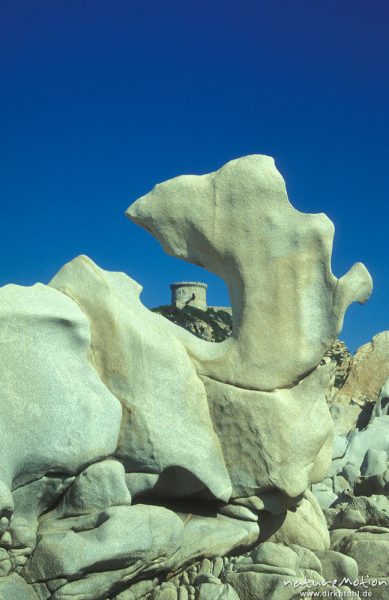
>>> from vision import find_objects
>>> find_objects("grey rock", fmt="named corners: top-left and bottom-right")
top-left (53, 460), bottom-right (131, 518)
top-left (212, 557), bottom-right (224, 578)
top-left (0, 155), bottom-right (376, 598)
top-left (127, 154), bottom-right (372, 391)
top-left (250, 542), bottom-right (298, 571)
top-left (194, 574), bottom-right (222, 586)
top-left (0, 281), bottom-right (122, 508)
top-left (0, 574), bottom-right (39, 600)
top-left (233, 563), bottom-right (296, 576)
top-left (355, 469), bottom-right (389, 496)
top-left (24, 504), bottom-right (258, 597)
top-left (361, 448), bottom-right (388, 478)
top-left (290, 544), bottom-right (322, 575)
top-left (7, 474), bottom-right (73, 552)
top-left (125, 473), bottom-right (160, 500)
top-left (205, 371), bottom-right (334, 501)
top-left (226, 572), bottom-right (339, 600)
top-left (188, 585), bottom-right (195, 599)
top-left (354, 578), bottom-right (389, 600)
top-left (196, 583), bottom-right (240, 600)
top-left (333, 530), bottom-right (389, 577)
top-left (0, 548), bottom-right (11, 577)
top-left (333, 475), bottom-right (351, 496)
top-left (329, 404), bottom-right (361, 436)
top-left (24, 505), bottom-right (183, 587)
top-left (177, 587), bottom-right (189, 600)
top-left (266, 491), bottom-right (330, 551)
top-left (314, 549), bottom-right (358, 582)
top-left (115, 590), bottom-right (136, 600)
top-left (332, 435), bottom-right (349, 461)
top-left (118, 578), bottom-right (158, 600)
top-left (344, 416), bottom-right (389, 474)
top-left (372, 376), bottom-right (389, 419)
top-left (331, 495), bottom-right (389, 530)
top-left (153, 588), bottom-right (178, 600)
top-left (51, 256), bottom-right (231, 503)
top-left (311, 479), bottom-right (338, 510)
top-left (218, 504), bottom-right (258, 522)
top-left (333, 508), bottom-right (366, 529)
top-left (341, 463), bottom-right (361, 487)
top-left (198, 558), bottom-right (213, 575)
top-left (179, 571), bottom-right (190, 586)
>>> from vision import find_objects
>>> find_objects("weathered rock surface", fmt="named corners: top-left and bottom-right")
top-left (264, 491), bottom-right (330, 551)
top-left (204, 369), bottom-right (333, 501)
top-left (50, 255), bottom-right (231, 503)
top-left (0, 155), bottom-right (376, 599)
top-left (314, 549), bottom-right (358, 582)
top-left (312, 378), bottom-right (389, 510)
top-left (0, 282), bottom-right (122, 544)
top-left (127, 154), bottom-right (372, 391)
top-left (196, 582), bottom-right (239, 600)
top-left (0, 573), bottom-right (38, 600)
top-left (25, 505), bottom-right (258, 600)
top-left (335, 332), bottom-right (389, 406)
top-left (327, 495), bottom-right (389, 530)
top-left (50, 460), bottom-right (131, 519)
top-left (332, 529), bottom-right (389, 577)
top-left (329, 403), bottom-right (362, 436)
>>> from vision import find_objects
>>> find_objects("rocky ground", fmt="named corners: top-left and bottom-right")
top-left (148, 306), bottom-right (389, 600)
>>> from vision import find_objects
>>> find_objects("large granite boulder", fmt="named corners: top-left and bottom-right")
top-left (50, 255), bottom-right (231, 503)
top-left (126, 154), bottom-right (373, 520)
top-left (0, 282), bottom-right (122, 549)
top-left (127, 154), bottom-right (372, 392)
top-left (0, 155), bottom-right (375, 599)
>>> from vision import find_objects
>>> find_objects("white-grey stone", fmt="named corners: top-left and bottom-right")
top-left (314, 549), bottom-right (358, 582)
top-left (268, 491), bottom-right (330, 551)
top-left (361, 448), bottom-right (388, 478)
top-left (332, 529), bottom-right (389, 577)
top-left (153, 588), bottom-right (178, 600)
top-left (125, 473), bottom-right (160, 500)
top-left (0, 282), bottom-right (122, 532)
top-left (196, 583), bottom-right (240, 600)
top-left (0, 573), bottom-right (39, 600)
top-left (127, 154), bottom-right (372, 392)
top-left (225, 571), bottom-right (344, 600)
top-left (24, 504), bottom-right (258, 598)
top-left (0, 155), bottom-right (376, 599)
top-left (331, 495), bottom-right (389, 530)
top-left (52, 460), bottom-right (131, 518)
top-left (204, 368), bottom-right (334, 500)
top-left (177, 587), bottom-right (189, 600)
top-left (311, 479), bottom-right (338, 510)
top-left (250, 542), bottom-right (298, 571)
top-left (50, 256), bottom-right (231, 503)
top-left (330, 404), bottom-right (362, 436)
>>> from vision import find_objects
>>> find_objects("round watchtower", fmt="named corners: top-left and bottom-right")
top-left (170, 282), bottom-right (208, 311)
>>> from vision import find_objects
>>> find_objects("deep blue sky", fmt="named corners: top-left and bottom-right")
top-left (1, 0), bottom-right (388, 351)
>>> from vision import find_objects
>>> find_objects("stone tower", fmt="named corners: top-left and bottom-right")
top-left (170, 282), bottom-right (208, 311)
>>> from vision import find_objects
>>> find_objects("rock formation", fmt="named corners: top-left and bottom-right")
top-left (335, 332), bottom-right (389, 406)
top-left (0, 155), bottom-right (382, 600)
